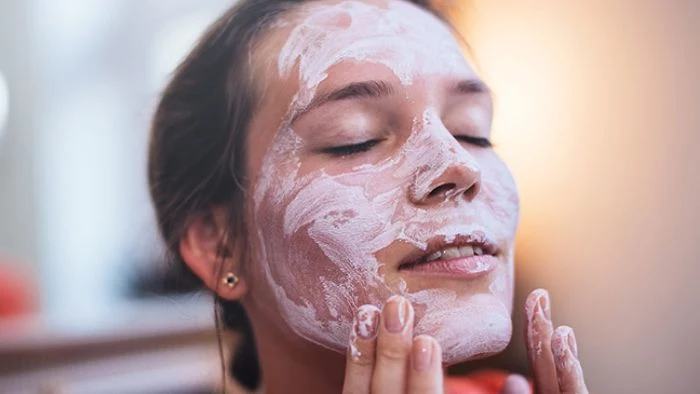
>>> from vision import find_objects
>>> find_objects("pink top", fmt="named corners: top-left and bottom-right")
top-left (445, 370), bottom-right (532, 394)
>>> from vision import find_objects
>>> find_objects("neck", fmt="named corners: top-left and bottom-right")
top-left (247, 307), bottom-right (346, 394)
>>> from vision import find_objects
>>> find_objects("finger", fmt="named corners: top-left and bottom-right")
top-left (499, 374), bottom-right (531, 394)
top-left (407, 335), bottom-right (444, 394)
top-left (342, 305), bottom-right (381, 394)
top-left (552, 326), bottom-right (589, 394)
top-left (524, 289), bottom-right (559, 393)
top-left (371, 295), bottom-right (414, 394)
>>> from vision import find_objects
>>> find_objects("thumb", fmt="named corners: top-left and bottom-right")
top-left (500, 374), bottom-right (531, 394)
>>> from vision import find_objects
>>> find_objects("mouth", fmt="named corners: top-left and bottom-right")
top-left (398, 232), bottom-right (500, 279)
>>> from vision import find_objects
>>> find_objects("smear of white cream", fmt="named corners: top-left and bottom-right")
top-left (349, 304), bottom-right (380, 360)
top-left (277, 1), bottom-right (467, 119)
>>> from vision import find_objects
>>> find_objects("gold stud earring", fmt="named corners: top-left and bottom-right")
top-left (223, 272), bottom-right (239, 288)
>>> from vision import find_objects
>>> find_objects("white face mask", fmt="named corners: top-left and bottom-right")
top-left (250, 0), bottom-right (519, 364)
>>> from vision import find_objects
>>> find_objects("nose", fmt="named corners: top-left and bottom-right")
top-left (409, 160), bottom-right (481, 205)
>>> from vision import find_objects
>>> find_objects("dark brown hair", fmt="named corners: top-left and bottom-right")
top-left (148, 0), bottom-right (449, 390)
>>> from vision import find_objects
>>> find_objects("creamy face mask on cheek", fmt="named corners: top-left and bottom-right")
top-left (251, 0), bottom-right (520, 363)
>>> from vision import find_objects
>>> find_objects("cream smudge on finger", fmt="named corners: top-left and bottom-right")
top-left (349, 304), bottom-right (380, 360)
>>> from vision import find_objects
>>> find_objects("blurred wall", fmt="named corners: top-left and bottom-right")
top-left (459, 1), bottom-right (700, 393)
top-left (0, 0), bottom-right (232, 323)
top-left (0, 2), bottom-right (37, 271)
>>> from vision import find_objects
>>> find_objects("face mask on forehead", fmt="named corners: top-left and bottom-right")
top-left (277, 0), bottom-right (469, 117)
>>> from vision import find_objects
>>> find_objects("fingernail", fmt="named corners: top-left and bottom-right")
top-left (354, 305), bottom-right (380, 340)
top-left (567, 327), bottom-right (579, 358)
top-left (501, 374), bottom-right (530, 394)
top-left (412, 336), bottom-right (433, 372)
top-left (537, 290), bottom-right (551, 320)
top-left (553, 326), bottom-right (575, 363)
top-left (384, 296), bottom-right (409, 333)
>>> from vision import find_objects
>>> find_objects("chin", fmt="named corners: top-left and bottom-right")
top-left (412, 292), bottom-right (513, 365)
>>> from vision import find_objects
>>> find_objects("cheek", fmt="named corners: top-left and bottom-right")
top-left (478, 152), bottom-right (520, 239)
top-left (478, 152), bottom-right (519, 304)
top-left (252, 149), bottom-right (400, 351)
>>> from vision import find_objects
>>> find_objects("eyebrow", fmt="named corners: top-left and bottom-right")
top-left (291, 80), bottom-right (395, 123)
top-left (453, 79), bottom-right (491, 96)
top-left (289, 78), bottom-right (491, 123)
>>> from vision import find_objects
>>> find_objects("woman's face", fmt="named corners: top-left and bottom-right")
top-left (244, 0), bottom-right (519, 364)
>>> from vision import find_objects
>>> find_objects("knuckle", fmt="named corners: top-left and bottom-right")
top-left (350, 353), bottom-right (374, 367)
top-left (376, 342), bottom-right (409, 362)
top-left (347, 343), bottom-right (375, 367)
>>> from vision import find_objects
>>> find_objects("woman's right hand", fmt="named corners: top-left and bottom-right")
top-left (342, 296), bottom-right (444, 394)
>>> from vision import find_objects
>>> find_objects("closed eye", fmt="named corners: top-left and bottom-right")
top-left (456, 135), bottom-right (493, 148)
top-left (321, 139), bottom-right (383, 157)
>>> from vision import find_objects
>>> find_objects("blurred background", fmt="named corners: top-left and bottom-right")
top-left (0, 0), bottom-right (698, 393)
top-left (0, 1), bottom-right (236, 393)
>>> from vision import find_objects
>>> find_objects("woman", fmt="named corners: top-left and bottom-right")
top-left (149, 0), bottom-right (588, 392)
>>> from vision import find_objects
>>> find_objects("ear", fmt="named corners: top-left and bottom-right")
top-left (179, 207), bottom-right (248, 301)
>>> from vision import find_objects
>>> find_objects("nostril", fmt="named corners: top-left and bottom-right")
top-left (428, 183), bottom-right (456, 198)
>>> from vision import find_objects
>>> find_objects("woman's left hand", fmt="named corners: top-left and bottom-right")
top-left (503, 289), bottom-right (589, 394)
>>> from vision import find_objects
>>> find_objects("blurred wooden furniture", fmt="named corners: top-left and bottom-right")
top-left (0, 296), bottom-right (231, 394)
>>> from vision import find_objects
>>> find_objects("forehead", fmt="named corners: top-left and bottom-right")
top-left (252, 0), bottom-right (473, 103)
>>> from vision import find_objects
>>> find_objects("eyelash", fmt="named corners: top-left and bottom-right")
top-left (322, 139), bottom-right (383, 157)
top-left (322, 135), bottom-right (492, 157)
top-left (456, 135), bottom-right (493, 148)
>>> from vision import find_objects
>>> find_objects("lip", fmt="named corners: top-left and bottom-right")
top-left (401, 254), bottom-right (498, 279)
top-left (399, 232), bottom-right (500, 266)
top-left (398, 232), bottom-right (500, 279)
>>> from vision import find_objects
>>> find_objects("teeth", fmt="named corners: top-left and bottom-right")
top-left (424, 245), bottom-right (482, 263)
top-left (425, 250), bottom-right (444, 262)
top-left (459, 245), bottom-right (474, 257)
top-left (441, 247), bottom-right (461, 260)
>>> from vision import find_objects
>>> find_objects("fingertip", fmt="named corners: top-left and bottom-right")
top-left (532, 288), bottom-right (549, 297)
top-left (527, 288), bottom-right (549, 302)
top-left (412, 334), bottom-right (437, 346)
top-left (381, 295), bottom-right (414, 334)
top-left (525, 289), bottom-right (550, 319)
top-left (554, 325), bottom-right (574, 336)
top-left (407, 335), bottom-right (443, 394)
top-left (411, 335), bottom-right (437, 372)
top-left (552, 326), bottom-right (575, 362)
top-left (414, 335), bottom-right (441, 355)
top-left (500, 374), bottom-right (531, 394)
top-left (525, 290), bottom-right (553, 359)
top-left (348, 304), bottom-right (380, 364)
top-left (355, 304), bottom-right (381, 340)
top-left (552, 326), bottom-right (588, 393)
top-left (431, 336), bottom-right (443, 365)
top-left (551, 327), bottom-right (565, 359)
